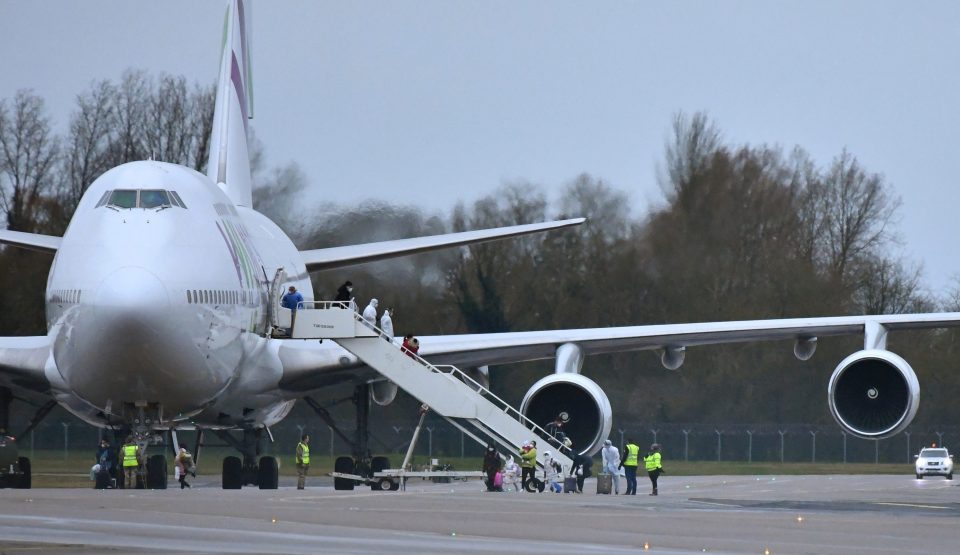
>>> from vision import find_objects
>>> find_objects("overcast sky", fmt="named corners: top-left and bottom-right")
top-left (2, 1), bottom-right (959, 293)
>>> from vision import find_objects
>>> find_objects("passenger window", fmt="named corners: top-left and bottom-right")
top-left (139, 190), bottom-right (170, 209)
top-left (108, 190), bottom-right (138, 209)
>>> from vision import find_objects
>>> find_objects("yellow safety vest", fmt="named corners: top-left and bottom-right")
top-left (624, 443), bottom-right (640, 466)
top-left (297, 442), bottom-right (310, 465)
top-left (520, 447), bottom-right (537, 468)
top-left (644, 451), bottom-right (662, 471)
top-left (122, 444), bottom-right (139, 467)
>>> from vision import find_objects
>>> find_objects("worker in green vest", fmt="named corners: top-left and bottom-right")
top-left (643, 443), bottom-right (664, 496)
top-left (120, 436), bottom-right (141, 489)
top-left (619, 439), bottom-right (640, 495)
top-left (296, 433), bottom-right (310, 490)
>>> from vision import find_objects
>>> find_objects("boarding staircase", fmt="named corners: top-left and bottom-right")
top-left (280, 301), bottom-right (573, 472)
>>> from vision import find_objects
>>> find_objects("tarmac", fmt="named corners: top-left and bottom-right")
top-left (0, 474), bottom-right (958, 554)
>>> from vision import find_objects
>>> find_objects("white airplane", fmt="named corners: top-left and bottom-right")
top-left (1, 0), bottom-right (959, 489)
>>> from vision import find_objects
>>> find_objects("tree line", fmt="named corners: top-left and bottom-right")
top-left (2, 73), bottom-right (958, 428)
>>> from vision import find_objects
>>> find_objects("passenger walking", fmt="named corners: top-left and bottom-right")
top-left (335, 281), bottom-right (354, 307)
top-left (503, 456), bottom-right (521, 492)
top-left (644, 443), bottom-right (664, 495)
top-left (569, 448), bottom-right (593, 493)
top-left (296, 434), bottom-right (311, 490)
top-left (362, 298), bottom-right (378, 329)
top-left (543, 451), bottom-right (563, 493)
top-left (601, 439), bottom-right (621, 495)
top-left (175, 447), bottom-right (195, 489)
top-left (281, 286), bottom-right (304, 333)
top-left (380, 309), bottom-right (394, 340)
top-left (620, 438), bottom-right (640, 495)
top-left (520, 441), bottom-right (537, 492)
top-left (401, 335), bottom-right (420, 358)
top-left (120, 437), bottom-right (141, 489)
top-left (482, 444), bottom-right (499, 492)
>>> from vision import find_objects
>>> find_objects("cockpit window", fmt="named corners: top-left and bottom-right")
top-left (108, 190), bottom-right (138, 209)
top-left (139, 190), bottom-right (170, 209)
top-left (102, 189), bottom-right (186, 210)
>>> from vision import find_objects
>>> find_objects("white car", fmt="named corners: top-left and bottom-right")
top-left (915, 447), bottom-right (953, 480)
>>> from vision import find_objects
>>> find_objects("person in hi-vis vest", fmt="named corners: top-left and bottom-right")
top-left (296, 434), bottom-right (311, 489)
top-left (120, 437), bottom-right (141, 489)
top-left (619, 439), bottom-right (640, 495)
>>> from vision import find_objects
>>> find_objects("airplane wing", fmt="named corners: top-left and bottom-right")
top-left (0, 336), bottom-right (52, 394)
top-left (299, 218), bottom-right (584, 272)
top-left (415, 312), bottom-right (960, 368)
top-left (0, 230), bottom-right (61, 254)
top-left (277, 312), bottom-right (960, 392)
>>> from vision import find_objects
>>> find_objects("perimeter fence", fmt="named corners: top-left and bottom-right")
top-left (19, 419), bottom-right (958, 465)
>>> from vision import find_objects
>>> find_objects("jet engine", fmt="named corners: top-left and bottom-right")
top-left (520, 373), bottom-right (612, 456)
top-left (827, 349), bottom-right (919, 439)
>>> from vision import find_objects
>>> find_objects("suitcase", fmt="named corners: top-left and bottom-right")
top-left (563, 476), bottom-right (578, 493)
top-left (596, 473), bottom-right (612, 494)
top-left (94, 468), bottom-right (112, 489)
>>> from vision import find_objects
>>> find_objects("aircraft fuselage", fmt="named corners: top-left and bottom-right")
top-left (45, 161), bottom-right (310, 429)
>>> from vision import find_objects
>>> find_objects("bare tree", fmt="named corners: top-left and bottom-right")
top-left (0, 90), bottom-right (60, 232)
top-left (60, 80), bottom-right (116, 212)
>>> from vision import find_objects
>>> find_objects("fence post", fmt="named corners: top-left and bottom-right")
top-left (810, 431), bottom-right (817, 463)
top-left (62, 422), bottom-right (72, 461)
top-left (329, 426), bottom-right (335, 457)
top-left (461, 430), bottom-right (465, 458)
top-left (747, 431), bottom-right (753, 463)
top-left (425, 427), bottom-right (434, 458)
top-left (935, 431), bottom-right (944, 448)
top-left (842, 432), bottom-right (847, 464)
top-left (874, 439), bottom-right (879, 464)
top-left (904, 431), bottom-right (911, 463)
top-left (682, 430), bottom-right (690, 462)
top-left (618, 428), bottom-right (625, 450)
top-left (779, 430), bottom-right (786, 463)
top-left (651, 429), bottom-right (658, 446)
top-left (715, 430), bottom-right (723, 462)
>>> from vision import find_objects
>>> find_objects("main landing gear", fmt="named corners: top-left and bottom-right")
top-left (214, 428), bottom-right (279, 490)
top-left (306, 383), bottom-right (398, 492)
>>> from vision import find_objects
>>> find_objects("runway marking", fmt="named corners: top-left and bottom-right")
top-left (873, 502), bottom-right (951, 510)
top-left (687, 500), bottom-right (742, 508)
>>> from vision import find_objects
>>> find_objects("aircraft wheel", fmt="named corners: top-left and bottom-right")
top-left (334, 456), bottom-right (354, 491)
top-left (258, 456), bottom-right (279, 489)
top-left (16, 457), bottom-right (30, 489)
top-left (222, 456), bottom-right (243, 489)
top-left (948, 473), bottom-right (953, 480)
top-left (370, 456), bottom-right (390, 491)
top-left (146, 455), bottom-right (168, 489)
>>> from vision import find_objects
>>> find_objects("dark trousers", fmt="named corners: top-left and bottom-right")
top-left (624, 465), bottom-right (637, 495)
top-left (521, 467), bottom-right (536, 492)
top-left (576, 474), bottom-right (586, 492)
top-left (648, 468), bottom-right (662, 492)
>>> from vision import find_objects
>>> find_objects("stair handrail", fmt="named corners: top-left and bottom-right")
top-left (295, 300), bottom-right (571, 455)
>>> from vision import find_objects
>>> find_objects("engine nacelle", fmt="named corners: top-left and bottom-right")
top-left (520, 373), bottom-right (612, 456)
top-left (827, 349), bottom-right (919, 439)
top-left (371, 380), bottom-right (398, 406)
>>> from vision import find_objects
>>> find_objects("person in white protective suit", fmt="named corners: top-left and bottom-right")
top-left (543, 451), bottom-right (563, 493)
top-left (379, 308), bottom-right (394, 340)
top-left (362, 298), bottom-right (379, 329)
top-left (502, 456), bottom-right (521, 492)
top-left (601, 439), bottom-right (622, 495)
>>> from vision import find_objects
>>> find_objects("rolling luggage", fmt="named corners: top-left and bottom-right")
top-left (563, 476), bottom-right (578, 493)
top-left (94, 468), bottom-right (112, 489)
top-left (596, 473), bottom-right (612, 494)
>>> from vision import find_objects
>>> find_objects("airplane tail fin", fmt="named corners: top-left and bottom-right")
top-left (207, 0), bottom-right (253, 207)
